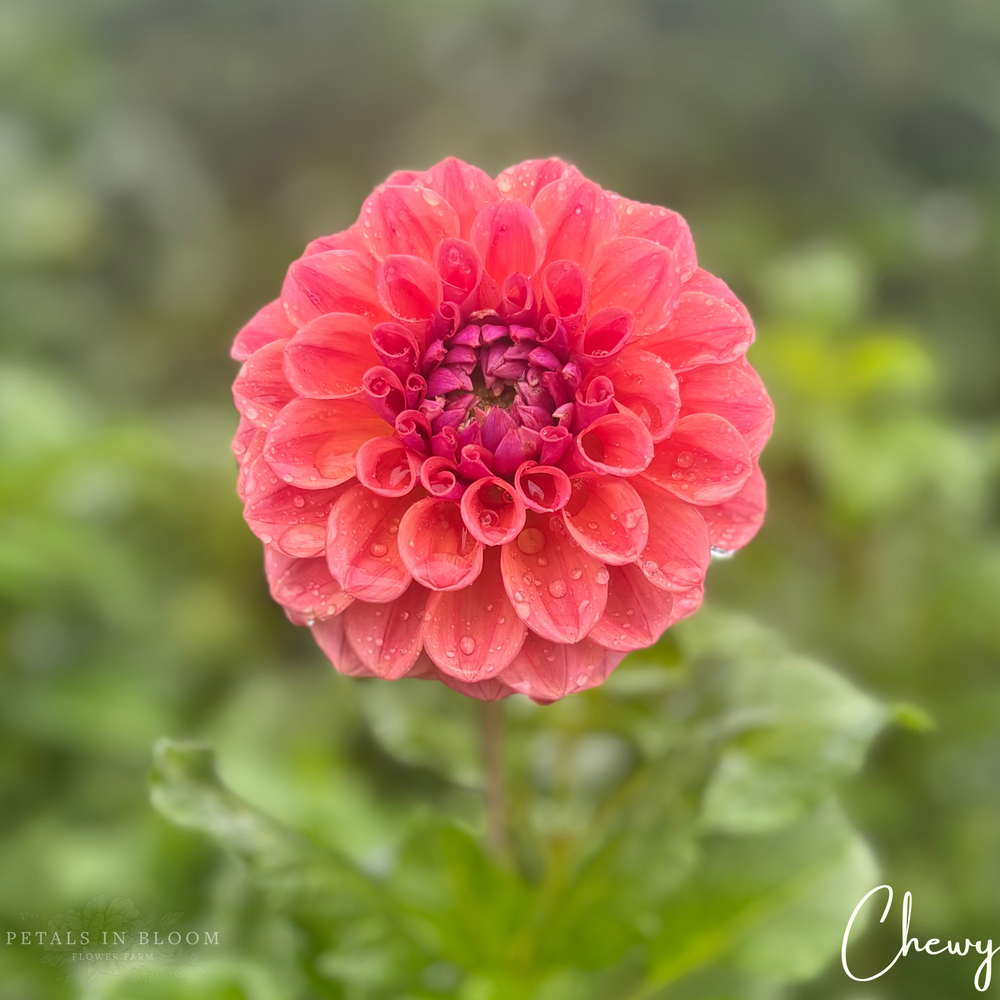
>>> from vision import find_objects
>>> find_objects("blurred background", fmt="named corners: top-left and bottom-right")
top-left (1, 0), bottom-right (999, 998)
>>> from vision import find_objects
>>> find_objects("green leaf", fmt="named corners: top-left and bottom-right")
top-left (647, 800), bottom-right (876, 990)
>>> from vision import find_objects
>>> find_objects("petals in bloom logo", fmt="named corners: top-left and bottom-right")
top-left (230, 156), bottom-right (773, 702)
top-left (8, 895), bottom-right (219, 987)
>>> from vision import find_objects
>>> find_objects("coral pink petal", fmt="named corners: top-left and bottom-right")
top-left (326, 484), bottom-right (414, 602)
top-left (311, 614), bottom-right (376, 677)
top-left (541, 260), bottom-right (590, 330)
top-left (470, 200), bottom-right (547, 283)
top-left (500, 512), bottom-right (608, 644)
top-left (344, 583), bottom-right (429, 679)
top-left (264, 397), bottom-right (391, 488)
top-left (232, 299), bottom-right (296, 361)
top-left (644, 412), bottom-right (752, 505)
top-left (643, 268), bottom-right (754, 372)
top-left (461, 477), bottom-right (526, 546)
top-left (532, 176), bottom-right (618, 270)
top-left (589, 237), bottom-right (681, 335)
top-left (232, 340), bottom-right (295, 429)
top-left (501, 632), bottom-right (622, 703)
top-left (358, 183), bottom-right (460, 260)
top-left (241, 449), bottom-right (346, 556)
top-left (376, 254), bottom-right (443, 322)
top-left (424, 548), bottom-right (527, 681)
top-left (232, 416), bottom-right (259, 467)
top-left (423, 157), bottom-right (501, 238)
top-left (495, 157), bottom-right (580, 205)
top-left (589, 562), bottom-right (676, 652)
top-left (574, 409), bottom-right (655, 476)
top-left (699, 462), bottom-right (767, 552)
top-left (398, 498), bottom-right (485, 592)
top-left (611, 196), bottom-right (697, 282)
top-left (678, 357), bottom-right (774, 457)
top-left (562, 474), bottom-right (648, 565)
top-left (602, 346), bottom-right (681, 442)
top-left (302, 227), bottom-right (369, 258)
top-left (283, 313), bottom-right (378, 398)
top-left (434, 238), bottom-right (484, 305)
top-left (435, 672), bottom-right (514, 701)
top-left (632, 477), bottom-right (711, 592)
top-left (281, 249), bottom-right (387, 327)
top-left (265, 546), bottom-right (353, 625)
top-left (514, 462), bottom-right (573, 513)
top-left (578, 307), bottom-right (634, 363)
top-left (355, 437), bottom-right (422, 497)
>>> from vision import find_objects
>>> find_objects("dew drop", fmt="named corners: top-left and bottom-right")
top-left (516, 527), bottom-right (545, 554)
top-left (676, 451), bottom-right (694, 468)
top-left (370, 542), bottom-right (388, 557)
top-left (460, 635), bottom-right (476, 655)
top-left (548, 579), bottom-right (567, 598)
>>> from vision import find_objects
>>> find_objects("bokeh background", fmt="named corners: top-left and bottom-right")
top-left (2, 0), bottom-right (999, 998)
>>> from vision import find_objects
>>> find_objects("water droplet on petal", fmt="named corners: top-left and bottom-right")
top-left (548, 579), bottom-right (567, 598)
top-left (460, 635), bottom-right (476, 655)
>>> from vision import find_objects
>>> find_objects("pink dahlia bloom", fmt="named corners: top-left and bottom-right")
top-left (231, 157), bottom-right (772, 703)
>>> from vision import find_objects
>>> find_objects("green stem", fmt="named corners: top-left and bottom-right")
top-left (482, 699), bottom-right (509, 859)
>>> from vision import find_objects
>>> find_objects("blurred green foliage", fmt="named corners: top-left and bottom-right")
top-left (1, 0), bottom-right (999, 998)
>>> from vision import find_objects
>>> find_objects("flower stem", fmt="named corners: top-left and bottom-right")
top-left (482, 699), bottom-right (509, 859)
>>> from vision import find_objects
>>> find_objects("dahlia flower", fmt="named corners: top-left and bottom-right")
top-left (231, 157), bottom-right (772, 703)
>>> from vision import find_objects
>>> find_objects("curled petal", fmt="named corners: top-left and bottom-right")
top-left (589, 563), bottom-right (677, 651)
top-left (457, 443), bottom-right (495, 481)
top-left (500, 512), bottom-right (608, 644)
top-left (514, 462), bottom-right (572, 513)
top-left (461, 477), bottom-right (526, 546)
top-left (501, 632), bottom-right (621, 703)
top-left (574, 409), bottom-right (655, 477)
top-left (496, 157), bottom-right (580, 205)
top-left (611, 195), bottom-right (697, 282)
top-left (326, 484), bottom-right (414, 602)
top-left (362, 366), bottom-right (407, 424)
top-left (577, 307), bottom-right (633, 364)
top-left (281, 249), bottom-right (387, 327)
top-left (541, 260), bottom-right (590, 333)
top-left (699, 462), bottom-right (767, 552)
top-left (632, 476), bottom-right (711, 592)
top-left (424, 548), bottom-right (527, 681)
top-left (499, 272), bottom-right (537, 323)
top-left (358, 183), bottom-right (460, 260)
top-left (471, 200), bottom-right (547, 283)
top-left (264, 397), bottom-right (391, 488)
top-left (644, 412), bottom-right (752, 505)
top-left (533, 176), bottom-right (618, 269)
top-left (602, 347), bottom-right (681, 442)
top-left (677, 357), bottom-right (774, 457)
top-left (355, 437), bottom-right (421, 497)
top-left (241, 447), bottom-right (346, 556)
top-left (311, 614), bottom-right (376, 677)
top-left (377, 254), bottom-right (442, 322)
top-left (344, 583), bottom-right (429, 678)
top-left (370, 322), bottom-right (422, 380)
top-left (232, 299), bottom-right (295, 361)
top-left (419, 455), bottom-right (465, 501)
top-left (589, 237), bottom-right (680, 335)
top-left (539, 424), bottom-right (572, 466)
top-left (573, 376), bottom-right (616, 432)
top-left (643, 268), bottom-right (754, 372)
top-left (423, 157), bottom-right (501, 238)
top-left (398, 498), bottom-right (484, 591)
top-left (395, 409), bottom-right (432, 455)
top-left (562, 474), bottom-right (648, 565)
top-left (435, 238), bottom-right (483, 305)
top-left (284, 313), bottom-right (378, 398)
top-left (233, 340), bottom-right (295, 429)
top-left (265, 546), bottom-right (352, 625)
